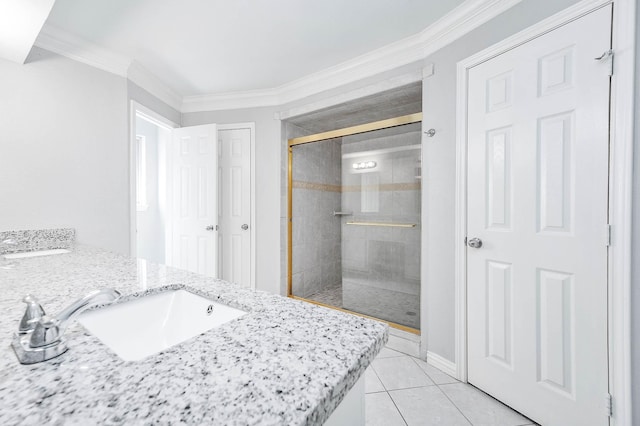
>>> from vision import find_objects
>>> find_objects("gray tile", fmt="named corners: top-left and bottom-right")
top-left (303, 265), bottom-right (322, 296)
top-left (341, 275), bottom-right (420, 329)
top-left (372, 356), bottom-right (434, 390)
top-left (389, 386), bottom-right (471, 426)
top-left (291, 244), bottom-right (304, 274)
top-left (365, 392), bottom-right (407, 426)
top-left (365, 368), bottom-right (385, 394)
top-left (376, 347), bottom-right (405, 359)
top-left (291, 272), bottom-right (304, 297)
top-left (439, 383), bottom-right (531, 426)
top-left (307, 282), bottom-right (342, 308)
top-left (368, 240), bottom-right (405, 280)
top-left (411, 358), bottom-right (459, 385)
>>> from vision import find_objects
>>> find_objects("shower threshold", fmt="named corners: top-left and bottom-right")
top-left (294, 288), bottom-right (420, 335)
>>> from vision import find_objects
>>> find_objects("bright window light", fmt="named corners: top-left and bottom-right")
top-left (136, 135), bottom-right (148, 211)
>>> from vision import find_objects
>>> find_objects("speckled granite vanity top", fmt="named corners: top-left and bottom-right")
top-left (0, 246), bottom-right (387, 425)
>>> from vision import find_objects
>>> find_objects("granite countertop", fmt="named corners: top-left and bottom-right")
top-left (0, 245), bottom-right (387, 425)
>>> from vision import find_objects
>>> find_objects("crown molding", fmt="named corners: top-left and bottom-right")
top-left (182, 0), bottom-right (522, 113)
top-left (35, 24), bottom-right (183, 111)
top-left (128, 61), bottom-right (183, 112)
top-left (34, 24), bottom-right (130, 77)
top-left (181, 87), bottom-right (279, 113)
top-left (33, 0), bottom-right (522, 114)
top-left (416, 0), bottom-right (523, 49)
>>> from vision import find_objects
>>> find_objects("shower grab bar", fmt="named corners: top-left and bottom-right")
top-left (333, 211), bottom-right (353, 216)
top-left (346, 221), bottom-right (416, 228)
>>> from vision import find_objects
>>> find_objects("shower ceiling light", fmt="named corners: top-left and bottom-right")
top-left (352, 161), bottom-right (377, 170)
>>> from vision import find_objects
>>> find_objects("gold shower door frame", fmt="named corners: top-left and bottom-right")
top-left (287, 113), bottom-right (422, 334)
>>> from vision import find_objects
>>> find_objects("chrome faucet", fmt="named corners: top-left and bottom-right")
top-left (12, 288), bottom-right (121, 364)
top-left (18, 294), bottom-right (46, 334)
top-left (52, 288), bottom-right (121, 335)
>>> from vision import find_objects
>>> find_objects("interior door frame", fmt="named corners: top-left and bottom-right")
top-left (453, 0), bottom-right (635, 425)
top-left (217, 122), bottom-right (257, 290)
top-left (128, 100), bottom-right (180, 257)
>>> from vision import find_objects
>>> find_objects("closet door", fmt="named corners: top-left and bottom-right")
top-left (218, 127), bottom-right (252, 287)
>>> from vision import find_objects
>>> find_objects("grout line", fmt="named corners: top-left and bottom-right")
top-left (384, 383), bottom-right (438, 392)
top-left (372, 356), bottom-right (438, 393)
top-left (408, 356), bottom-right (439, 384)
top-left (464, 383), bottom-right (536, 424)
top-left (368, 363), bottom-right (388, 392)
top-left (376, 348), bottom-right (407, 359)
top-left (436, 383), bottom-right (475, 425)
top-left (410, 355), bottom-right (459, 383)
top-left (376, 354), bottom-right (405, 360)
top-left (386, 390), bottom-right (409, 426)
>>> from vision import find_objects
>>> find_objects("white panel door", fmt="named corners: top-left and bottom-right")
top-left (169, 124), bottom-right (218, 277)
top-left (218, 128), bottom-right (251, 287)
top-left (466, 6), bottom-right (611, 426)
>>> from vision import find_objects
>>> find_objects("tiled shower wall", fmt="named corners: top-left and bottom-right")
top-left (291, 139), bottom-right (342, 298)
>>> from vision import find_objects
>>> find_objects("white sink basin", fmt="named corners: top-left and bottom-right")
top-left (3, 249), bottom-right (70, 259)
top-left (78, 289), bottom-right (247, 361)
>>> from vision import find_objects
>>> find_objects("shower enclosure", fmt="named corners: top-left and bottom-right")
top-left (288, 114), bottom-right (422, 332)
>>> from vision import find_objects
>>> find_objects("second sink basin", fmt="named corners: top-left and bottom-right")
top-left (78, 289), bottom-right (247, 361)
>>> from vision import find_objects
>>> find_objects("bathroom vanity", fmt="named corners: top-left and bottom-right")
top-left (0, 245), bottom-right (387, 425)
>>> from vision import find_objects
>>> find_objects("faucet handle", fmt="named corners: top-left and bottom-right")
top-left (29, 316), bottom-right (61, 348)
top-left (18, 295), bottom-right (46, 334)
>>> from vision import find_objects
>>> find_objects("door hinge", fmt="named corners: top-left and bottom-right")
top-left (606, 224), bottom-right (612, 247)
top-left (595, 49), bottom-right (614, 76)
top-left (606, 393), bottom-right (613, 417)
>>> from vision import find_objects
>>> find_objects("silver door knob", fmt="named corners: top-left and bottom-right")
top-left (205, 225), bottom-right (217, 231)
top-left (467, 237), bottom-right (482, 248)
top-left (241, 224), bottom-right (249, 230)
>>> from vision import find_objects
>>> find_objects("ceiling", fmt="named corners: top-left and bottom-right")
top-left (42, 0), bottom-right (466, 97)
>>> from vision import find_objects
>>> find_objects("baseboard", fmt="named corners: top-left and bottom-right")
top-left (426, 351), bottom-right (457, 378)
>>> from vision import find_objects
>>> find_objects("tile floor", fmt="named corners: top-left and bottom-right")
top-left (365, 347), bottom-right (538, 426)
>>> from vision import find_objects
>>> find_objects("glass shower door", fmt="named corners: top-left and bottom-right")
top-left (340, 125), bottom-right (421, 330)
top-left (289, 119), bottom-right (422, 332)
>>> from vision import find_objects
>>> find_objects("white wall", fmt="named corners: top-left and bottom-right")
top-left (182, 108), bottom-right (281, 294)
top-left (128, 81), bottom-right (181, 126)
top-left (0, 47), bottom-right (130, 254)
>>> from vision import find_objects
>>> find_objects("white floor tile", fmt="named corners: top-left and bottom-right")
top-left (372, 356), bottom-right (434, 390)
top-left (439, 383), bottom-right (531, 426)
top-left (365, 392), bottom-right (407, 426)
top-left (411, 358), bottom-right (459, 385)
top-left (389, 386), bottom-right (472, 426)
top-left (376, 347), bottom-right (405, 359)
top-left (365, 367), bottom-right (385, 393)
